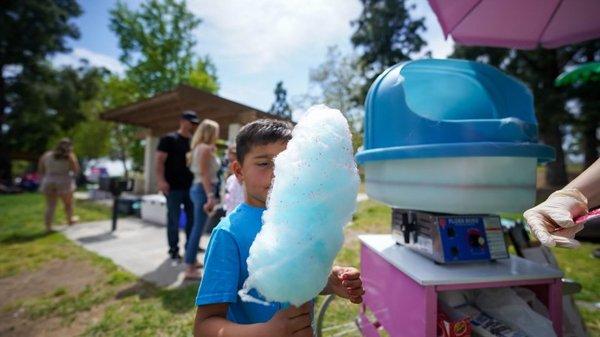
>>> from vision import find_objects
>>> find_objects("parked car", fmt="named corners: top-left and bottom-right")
top-left (84, 158), bottom-right (131, 183)
top-left (16, 172), bottom-right (40, 191)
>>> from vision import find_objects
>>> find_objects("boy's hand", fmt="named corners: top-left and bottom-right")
top-left (326, 266), bottom-right (365, 304)
top-left (267, 303), bottom-right (313, 337)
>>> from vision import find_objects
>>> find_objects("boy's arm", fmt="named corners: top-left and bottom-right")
top-left (194, 303), bottom-right (313, 337)
top-left (194, 304), bottom-right (267, 337)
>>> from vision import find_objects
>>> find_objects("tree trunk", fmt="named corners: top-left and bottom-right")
top-left (532, 50), bottom-right (569, 188)
top-left (541, 123), bottom-right (568, 188)
top-left (0, 66), bottom-right (13, 186)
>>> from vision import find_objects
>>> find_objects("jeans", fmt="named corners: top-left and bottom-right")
top-left (166, 189), bottom-right (194, 255)
top-left (185, 183), bottom-right (209, 264)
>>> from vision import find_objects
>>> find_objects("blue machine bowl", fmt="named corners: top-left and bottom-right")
top-left (355, 59), bottom-right (555, 214)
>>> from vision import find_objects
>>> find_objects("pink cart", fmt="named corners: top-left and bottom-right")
top-left (357, 234), bottom-right (564, 337)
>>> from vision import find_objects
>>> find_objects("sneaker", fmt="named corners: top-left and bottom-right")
top-left (169, 251), bottom-right (182, 261)
top-left (68, 215), bottom-right (80, 225)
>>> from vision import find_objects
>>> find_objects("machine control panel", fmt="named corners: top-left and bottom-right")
top-left (391, 209), bottom-right (509, 264)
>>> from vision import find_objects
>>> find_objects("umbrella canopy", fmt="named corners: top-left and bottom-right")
top-left (428, 0), bottom-right (600, 49)
top-left (555, 62), bottom-right (600, 87)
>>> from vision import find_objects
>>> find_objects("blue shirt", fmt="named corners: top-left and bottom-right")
top-left (196, 203), bottom-right (284, 323)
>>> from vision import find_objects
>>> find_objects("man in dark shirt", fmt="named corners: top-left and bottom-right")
top-left (156, 111), bottom-right (199, 260)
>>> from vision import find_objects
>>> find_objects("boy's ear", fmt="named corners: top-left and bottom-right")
top-left (232, 160), bottom-right (243, 183)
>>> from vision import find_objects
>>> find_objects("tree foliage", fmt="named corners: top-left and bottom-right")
top-left (5, 62), bottom-right (106, 156)
top-left (108, 0), bottom-right (219, 174)
top-left (351, 0), bottom-right (427, 103)
top-left (269, 81), bottom-right (292, 120)
top-left (308, 46), bottom-right (363, 129)
top-left (0, 0), bottom-right (83, 182)
top-left (109, 0), bottom-right (217, 96)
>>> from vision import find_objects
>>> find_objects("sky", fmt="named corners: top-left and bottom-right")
top-left (53, 0), bottom-right (454, 113)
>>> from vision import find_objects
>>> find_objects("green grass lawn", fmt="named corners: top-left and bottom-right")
top-left (0, 193), bottom-right (199, 337)
top-left (0, 193), bottom-right (113, 278)
top-left (0, 194), bottom-right (598, 336)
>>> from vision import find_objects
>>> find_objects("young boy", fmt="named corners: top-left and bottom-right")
top-left (194, 120), bottom-right (365, 337)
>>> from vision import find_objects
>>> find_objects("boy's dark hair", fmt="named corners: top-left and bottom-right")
top-left (236, 119), bottom-right (293, 163)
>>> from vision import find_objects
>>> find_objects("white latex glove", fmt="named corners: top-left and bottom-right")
top-left (523, 188), bottom-right (588, 248)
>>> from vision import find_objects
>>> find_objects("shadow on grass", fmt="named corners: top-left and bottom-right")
top-left (0, 230), bottom-right (53, 244)
top-left (140, 258), bottom-right (187, 288)
top-left (114, 258), bottom-right (200, 314)
top-left (115, 279), bottom-right (198, 314)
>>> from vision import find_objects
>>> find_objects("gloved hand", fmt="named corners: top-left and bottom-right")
top-left (523, 188), bottom-right (588, 248)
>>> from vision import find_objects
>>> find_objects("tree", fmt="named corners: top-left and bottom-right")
top-left (100, 75), bottom-right (144, 177)
top-left (562, 40), bottom-right (600, 168)
top-left (109, 0), bottom-right (217, 97)
top-left (73, 74), bottom-right (145, 178)
top-left (109, 0), bottom-right (219, 176)
top-left (269, 81), bottom-right (292, 119)
top-left (0, 0), bottom-right (82, 183)
top-left (70, 115), bottom-right (112, 160)
top-left (5, 61), bottom-right (106, 157)
top-left (72, 74), bottom-right (140, 175)
top-left (563, 89), bottom-right (599, 169)
top-left (452, 41), bottom-right (600, 186)
top-left (571, 85), bottom-right (599, 168)
top-left (295, 46), bottom-right (364, 151)
top-left (308, 46), bottom-right (363, 130)
top-left (187, 57), bottom-right (219, 94)
top-left (351, 0), bottom-right (427, 103)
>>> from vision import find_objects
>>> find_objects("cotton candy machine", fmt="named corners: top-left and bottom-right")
top-left (355, 59), bottom-right (555, 263)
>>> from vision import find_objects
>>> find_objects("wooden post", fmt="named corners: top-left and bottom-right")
top-left (144, 132), bottom-right (159, 194)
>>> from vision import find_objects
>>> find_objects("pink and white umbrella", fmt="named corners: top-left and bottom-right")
top-left (428, 0), bottom-right (600, 49)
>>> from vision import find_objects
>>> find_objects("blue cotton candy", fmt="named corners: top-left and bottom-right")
top-left (239, 105), bottom-right (360, 306)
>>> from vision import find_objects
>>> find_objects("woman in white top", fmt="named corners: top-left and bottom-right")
top-left (38, 138), bottom-right (80, 232)
top-left (185, 119), bottom-right (220, 279)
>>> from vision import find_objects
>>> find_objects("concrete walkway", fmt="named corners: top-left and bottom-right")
top-left (63, 193), bottom-right (369, 288)
top-left (63, 218), bottom-right (210, 288)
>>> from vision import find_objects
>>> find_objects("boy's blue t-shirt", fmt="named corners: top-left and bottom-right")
top-left (195, 203), bottom-right (283, 323)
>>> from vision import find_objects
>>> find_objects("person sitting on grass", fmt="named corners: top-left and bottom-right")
top-left (194, 120), bottom-right (365, 337)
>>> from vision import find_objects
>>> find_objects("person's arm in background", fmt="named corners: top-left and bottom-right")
top-left (198, 145), bottom-right (216, 212)
top-left (156, 151), bottom-right (169, 195)
top-left (194, 303), bottom-right (313, 337)
top-left (69, 152), bottom-right (80, 176)
top-left (524, 159), bottom-right (599, 248)
top-left (156, 136), bottom-right (172, 195)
